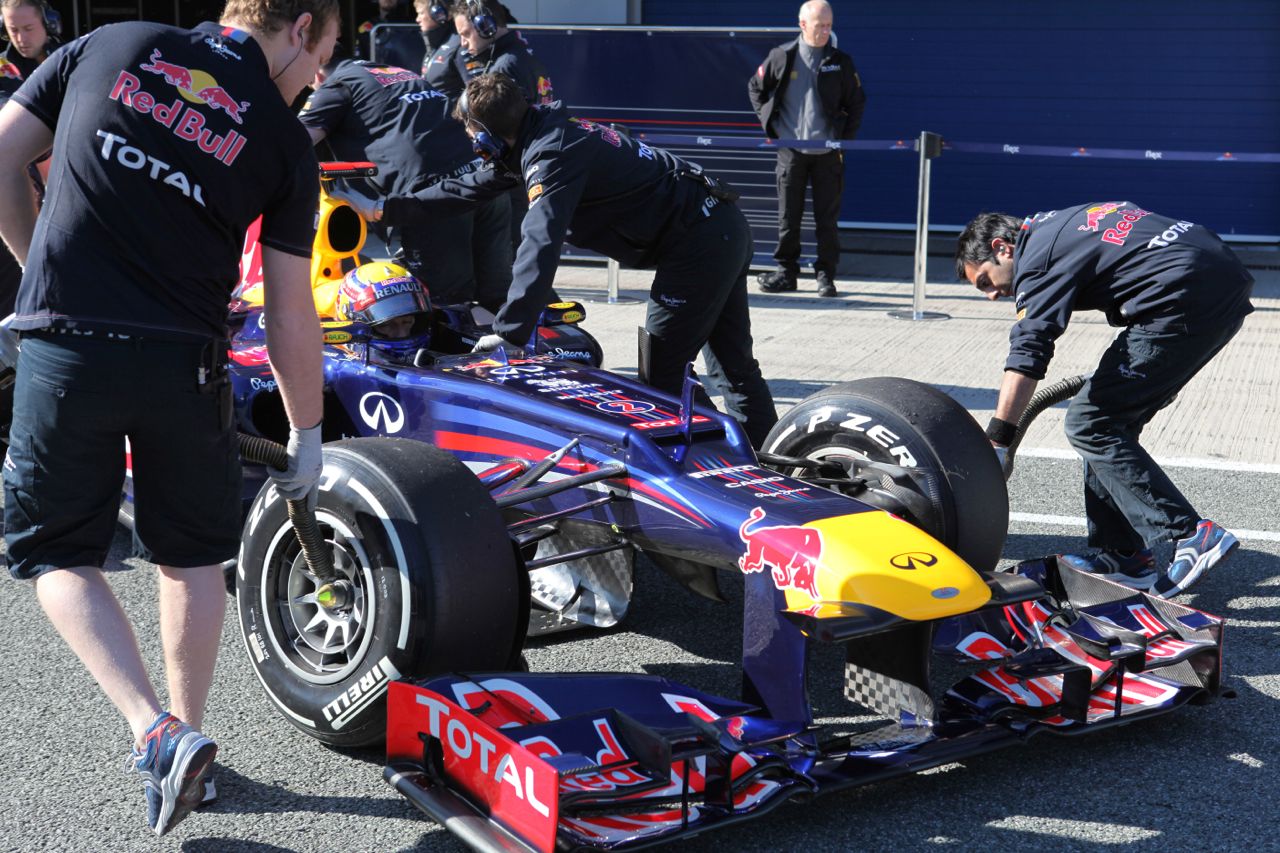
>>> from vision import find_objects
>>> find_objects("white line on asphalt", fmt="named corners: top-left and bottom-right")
top-left (1010, 512), bottom-right (1280, 543)
top-left (1017, 446), bottom-right (1280, 475)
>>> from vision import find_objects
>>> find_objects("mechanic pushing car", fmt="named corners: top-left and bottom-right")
top-left (354, 73), bottom-right (778, 448)
top-left (301, 56), bottom-right (512, 310)
top-left (957, 204), bottom-right (1254, 599)
top-left (0, 0), bottom-right (336, 835)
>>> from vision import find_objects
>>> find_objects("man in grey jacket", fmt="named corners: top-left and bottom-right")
top-left (748, 0), bottom-right (865, 298)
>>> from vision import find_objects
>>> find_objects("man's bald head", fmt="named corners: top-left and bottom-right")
top-left (799, 0), bottom-right (833, 48)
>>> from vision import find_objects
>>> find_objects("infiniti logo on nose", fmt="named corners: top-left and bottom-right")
top-left (890, 552), bottom-right (938, 571)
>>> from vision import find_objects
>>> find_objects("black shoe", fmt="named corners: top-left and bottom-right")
top-left (757, 270), bottom-right (797, 293)
top-left (816, 272), bottom-right (837, 297)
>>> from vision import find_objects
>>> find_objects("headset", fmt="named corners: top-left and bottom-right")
top-left (428, 3), bottom-right (449, 25)
top-left (466, 0), bottom-right (497, 40)
top-left (1, 0), bottom-right (61, 41)
top-left (457, 87), bottom-right (508, 162)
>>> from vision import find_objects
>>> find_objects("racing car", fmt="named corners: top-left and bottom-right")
top-left (220, 165), bottom-right (1222, 849)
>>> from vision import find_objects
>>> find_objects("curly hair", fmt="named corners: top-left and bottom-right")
top-left (219, 0), bottom-right (338, 44)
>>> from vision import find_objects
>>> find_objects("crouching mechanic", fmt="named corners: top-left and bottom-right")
top-left (957, 203), bottom-right (1254, 599)
top-left (300, 56), bottom-right (512, 309)
top-left (386, 73), bottom-right (778, 448)
top-left (0, 0), bottom-right (336, 834)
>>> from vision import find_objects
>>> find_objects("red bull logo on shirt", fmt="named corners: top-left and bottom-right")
top-left (1078, 202), bottom-right (1123, 233)
top-left (0, 60), bottom-right (23, 80)
top-left (738, 507), bottom-right (823, 599)
top-left (109, 55), bottom-right (249, 166)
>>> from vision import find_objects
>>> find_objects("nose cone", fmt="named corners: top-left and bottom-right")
top-left (783, 512), bottom-right (992, 619)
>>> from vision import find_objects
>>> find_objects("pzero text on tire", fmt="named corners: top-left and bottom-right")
top-left (762, 377), bottom-right (1008, 572)
top-left (236, 438), bottom-right (521, 747)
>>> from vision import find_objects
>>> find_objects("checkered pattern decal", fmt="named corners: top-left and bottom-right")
top-left (844, 663), bottom-right (935, 724)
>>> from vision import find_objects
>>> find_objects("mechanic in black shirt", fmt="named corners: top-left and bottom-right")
top-left (0, 1), bottom-right (337, 833)
top-left (413, 0), bottom-right (463, 98)
top-left (355, 0), bottom-right (415, 63)
top-left (300, 57), bottom-right (512, 308)
top-left (381, 73), bottom-right (778, 448)
top-left (449, 1), bottom-right (553, 249)
top-left (0, 0), bottom-right (60, 314)
top-left (957, 204), bottom-right (1254, 600)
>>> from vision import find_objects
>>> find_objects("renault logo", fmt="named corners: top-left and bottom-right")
top-left (890, 552), bottom-right (937, 571)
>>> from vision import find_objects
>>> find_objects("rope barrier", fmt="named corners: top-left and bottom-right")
top-left (631, 133), bottom-right (1280, 163)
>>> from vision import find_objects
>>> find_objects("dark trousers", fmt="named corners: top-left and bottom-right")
top-left (1064, 315), bottom-right (1247, 550)
top-left (774, 148), bottom-right (843, 278)
top-left (645, 202), bottom-right (777, 449)
top-left (393, 193), bottom-right (513, 309)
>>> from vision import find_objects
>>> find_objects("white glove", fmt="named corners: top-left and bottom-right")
top-left (270, 423), bottom-right (323, 510)
top-left (472, 333), bottom-right (509, 353)
top-left (327, 186), bottom-right (383, 223)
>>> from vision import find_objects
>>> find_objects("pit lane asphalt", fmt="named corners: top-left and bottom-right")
top-left (1, 263), bottom-right (1276, 852)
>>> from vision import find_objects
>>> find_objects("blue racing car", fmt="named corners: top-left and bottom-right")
top-left (219, 165), bottom-right (1224, 852)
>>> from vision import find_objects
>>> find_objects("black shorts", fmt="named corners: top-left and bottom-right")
top-left (4, 333), bottom-right (241, 579)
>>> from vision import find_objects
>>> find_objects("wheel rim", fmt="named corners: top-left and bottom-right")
top-left (258, 512), bottom-right (379, 685)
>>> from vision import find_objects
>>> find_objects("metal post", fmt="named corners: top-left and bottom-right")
top-left (890, 131), bottom-right (949, 321)
top-left (587, 258), bottom-right (641, 304)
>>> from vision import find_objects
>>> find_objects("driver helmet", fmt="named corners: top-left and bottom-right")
top-left (337, 262), bottom-right (432, 362)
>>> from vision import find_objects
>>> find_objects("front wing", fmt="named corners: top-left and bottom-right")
top-left (384, 559), bottom-right (1224, 852)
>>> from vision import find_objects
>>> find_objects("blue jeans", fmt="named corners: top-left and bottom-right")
top-left (1064, 315), bottom-right (1246, 550)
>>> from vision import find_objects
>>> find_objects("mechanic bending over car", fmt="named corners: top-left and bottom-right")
top-left (0, 0), bottom-right (336, 835)
top-left (302, 55), bottom-right (512, 310)
top-left (349, 73), bottom-right (779, 449)
top-left (957, 204), bottom-right (1254, 600)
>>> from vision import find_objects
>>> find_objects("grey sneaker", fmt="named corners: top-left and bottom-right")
top-left (816, 272), bottom-right (837, 297)
top-left (1152, 520), bottom-right (1239, 599)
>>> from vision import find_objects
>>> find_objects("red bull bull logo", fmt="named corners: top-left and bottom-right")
top-left (738, 507), bottom-right (823, 599)
top-left (536, 75), bottom-right (554, 105)
top-left (133, 49), bottom-right (251, 125)
top-left (1077, 202), bottom-right (1122, 233)
top-left (195, 85), bottom-right (249, 125)
top-left (0, 60), bottom-right (23, 80)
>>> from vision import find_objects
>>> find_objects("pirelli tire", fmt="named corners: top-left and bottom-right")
top-left (761, 377), bottom-right (1008, 572)
top-left (236, 438), bottom-right (522, 748)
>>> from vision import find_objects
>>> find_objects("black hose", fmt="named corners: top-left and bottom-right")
top-left (238, 432), bottom-right (337, 584)
top-left (1002, 374), bottom-right (1088, 479)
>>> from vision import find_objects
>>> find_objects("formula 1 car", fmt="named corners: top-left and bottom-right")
top-left (222, 165), bottom-right (1222, 849)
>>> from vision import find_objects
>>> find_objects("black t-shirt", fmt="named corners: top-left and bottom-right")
top-left (422, 31), bottom-right (464, 99)
top-left (298, 61), bottom-right (474, 198)
top-left (1006, 202), bottom-right (1255, 379)
top-left (11, 21), bottom-right (318, 339)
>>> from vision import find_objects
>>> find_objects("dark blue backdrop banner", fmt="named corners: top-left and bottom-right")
top-left (375, 20), bottom-right (1280, 241)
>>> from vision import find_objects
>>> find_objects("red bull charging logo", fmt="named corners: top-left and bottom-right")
top-left (1077, 202), bottom-right (1122, 233)
top-left (738, 507), bottom-right (823, 599)
top-left (139, 50), bottom-right (250, 124)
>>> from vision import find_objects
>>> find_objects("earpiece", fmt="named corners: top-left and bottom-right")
top-left (428, 3), bottom-right (449, 25)
top-left (467, 0), bottom-right (497, 40)
top-left (458, 88), bottom-right (508, 161)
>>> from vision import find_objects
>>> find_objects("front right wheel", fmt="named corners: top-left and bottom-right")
top-left (761, 377), bottom-right (1008, 572)
top-left (236, 438), bottom-right (522, 747)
